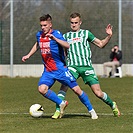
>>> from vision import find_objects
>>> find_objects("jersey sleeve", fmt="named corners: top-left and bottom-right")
top-left (36, 31), bottom-right (41, 43)
top-left (87, 30), bottom-right (96, 42)
top-left (55, 30), bottom-right (66, 41)
top-left (63, 33), bottom-right (66, 39)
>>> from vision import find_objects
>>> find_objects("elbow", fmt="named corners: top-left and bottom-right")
top-left (66, 45), bottom-right (70, 49)
top-left (99, 42), bottom-right (108, 48)
top-left (99, 45), bottom-right (103, 48)
top-left (65, 42), bottom-right (70, 49)
top-left (98, 43), bottom-right (104, 48)
top-left (101, 45), bottom-right (106, 48)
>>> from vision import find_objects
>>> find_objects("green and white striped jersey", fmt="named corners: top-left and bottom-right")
top-left (63, 29), bottom-right (96, 66)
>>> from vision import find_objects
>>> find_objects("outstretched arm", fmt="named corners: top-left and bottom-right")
top-left (22, 42), bottom-right (38, 62)
top-left (92, 24), bottom-right (113, 48)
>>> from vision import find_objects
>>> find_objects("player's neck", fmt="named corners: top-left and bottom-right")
top-left (72, 29), bottom-right (81, 32)
top-left (48, 29), bottom-right (53, 34)
top-left (44, 29), bottom-right (53, 35)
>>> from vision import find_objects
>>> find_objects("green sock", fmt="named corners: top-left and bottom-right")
top-left (56, 90), bottom-right (66, 111)
top-left (102, 92), bottom-right (114, 109)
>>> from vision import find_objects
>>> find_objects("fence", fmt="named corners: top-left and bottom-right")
top-left (0, 64), bottom-right (133, 77)
top-left (0, 0), bottom-right (133, 77)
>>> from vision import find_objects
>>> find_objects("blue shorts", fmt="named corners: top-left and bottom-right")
top-left (38, 67), bottom-right (78, 89)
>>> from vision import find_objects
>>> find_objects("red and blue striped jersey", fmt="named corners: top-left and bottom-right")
top-left (36, 30), bottom-right (66, 72)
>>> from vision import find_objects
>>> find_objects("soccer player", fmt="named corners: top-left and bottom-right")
top-left (22, 14), bottom-right (98, 119)
top-left (52, 12), bottom-right (121, 119)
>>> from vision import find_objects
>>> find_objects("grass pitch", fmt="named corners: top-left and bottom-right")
top-left (0, 77), bottom-right (133, 133)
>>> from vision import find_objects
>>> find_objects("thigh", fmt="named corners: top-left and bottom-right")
top-left (38, 71), bottom-right (55, 88)
top-left (79, 66), bottom-right (99, 86)
top-left (57, 68), bottom-right (78, 89)
top-left (113, 61), bottom-right (120, 67)
top-left (68, 66), bottom-right (80, 79)
top-left (104, 61), bottom-right (115, 67)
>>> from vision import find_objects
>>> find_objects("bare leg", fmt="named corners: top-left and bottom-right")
top-left (90, 84), bottom-right (113, 108)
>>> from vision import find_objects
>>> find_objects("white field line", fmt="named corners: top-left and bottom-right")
top-left (0, 112), bottom-right (132, 115)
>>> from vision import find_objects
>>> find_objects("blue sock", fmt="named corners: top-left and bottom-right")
top-left (78, 91), bottom-right (93, 111)
top-left (44, 89), bottom-right (62, 105)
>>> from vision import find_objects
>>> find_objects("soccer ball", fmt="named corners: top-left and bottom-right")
top-left (29, 104), bottom-right (44, 118)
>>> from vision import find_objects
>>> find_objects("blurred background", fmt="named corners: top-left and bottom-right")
top-left (0, 0), bottom-right (133, 76)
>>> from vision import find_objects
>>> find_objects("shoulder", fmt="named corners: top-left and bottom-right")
top-left (80, 29), bottom-right (90, 33)
top-left (63, 31), bottom-right (71, 37)
top-left (118, 50), bottom-right (122, 54)
top-left (80, 29), bottom-right (95, 41)
top-left (36, 31), bottom-right (43, 37)
top-left (52, 30), bottom-right (65, 40)
top-left (80, 29), bottom-right (94, 37)
top-left (52, 30), bottom-right (63, 35)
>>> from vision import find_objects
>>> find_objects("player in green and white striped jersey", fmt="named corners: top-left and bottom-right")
top-left (52, 12), bottom-right (120, 119)
top-left (64, 28), bottom-right (95, 67)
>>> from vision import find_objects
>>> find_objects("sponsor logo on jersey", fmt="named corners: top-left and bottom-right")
top-left (68, 37), bottom-right (82, 44)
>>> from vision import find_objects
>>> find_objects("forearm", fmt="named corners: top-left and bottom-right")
top-left (93, 35), bottom-right (112, 48)
top-left (54, 38), bottom-right (69, 49)
top-left (22, 42), bottom-right (38, 62)
top-left (27, 42), bottom-right (38, 58)
top-left (100, 35), bottom-right (112, 48)
top-left (101, 23), bottom-right (113, 47)
top-left (93, 24), bottom-right (113, 48)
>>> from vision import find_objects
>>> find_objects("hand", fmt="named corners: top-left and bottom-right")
top-left (111, 47), bottom-right (118, 53)
top-left (22, 55), bottom-right (30, 62)
top-left (111, 48), bottom-right (115, 52)
top-left (46, 34), bottom-right (56, 40)
top-left (106, 24), bottom-right (113, 36)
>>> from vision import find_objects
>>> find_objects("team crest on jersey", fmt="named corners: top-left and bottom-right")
top-left (80, 33), bottom-right (85, 37)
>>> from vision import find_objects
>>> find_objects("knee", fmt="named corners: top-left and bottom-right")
top-left (96, 92), bottom-right (104, 98)
top-left (103, 62), bottom-right (106, 67)
top-left (93, 89), bottom-right (104, 98)
top-left (91, 84), bottom-right (103, 98)
top-left (72, 86), bottom-right (82, 96)
top-left (103, 62), bottom-right (111, 67)
top-left (38, 85), bottom-right (48, 95)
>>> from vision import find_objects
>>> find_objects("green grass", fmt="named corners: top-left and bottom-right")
top-left (0, 77), bottom-right (133, 133)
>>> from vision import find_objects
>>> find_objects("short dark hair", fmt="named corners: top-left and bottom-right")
top-left (39, 14), bottom-right (52, 21)
top-left (70, 12), bottom-right (81, 19)
top-left (114, 45), bottom-right (118, 47)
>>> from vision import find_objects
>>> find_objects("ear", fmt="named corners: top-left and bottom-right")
top-left (50, 23), bottom-right (52, 28)
top-left (80, 21), bottom-right (82, 25)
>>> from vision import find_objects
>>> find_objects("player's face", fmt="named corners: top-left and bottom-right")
top-left (70, 17), bottom-right (82, 32)
top-left (40, 21), bottom-right (52, 34)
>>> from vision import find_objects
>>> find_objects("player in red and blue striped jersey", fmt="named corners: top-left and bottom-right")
top-left (22, 14), bottom-right (98, 119)
top-left (36, 29), bottom-right (67, 72)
